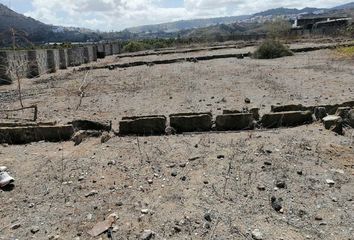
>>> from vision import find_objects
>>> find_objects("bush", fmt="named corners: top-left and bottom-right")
top-left (122, 41), bottom-right (145, 52)
top-left (253, 40), bottom-right (293, 59)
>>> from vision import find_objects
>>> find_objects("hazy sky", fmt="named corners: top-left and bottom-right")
top-left (0, 0), bottom-right (349, 31)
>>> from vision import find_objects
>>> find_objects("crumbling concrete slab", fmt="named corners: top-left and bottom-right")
top-left (260, 111), bottom-right (313, 128)
top-left (0, 125), bottom-right (74, 144)
top-left (323, 115), bottom-right (343, 134)
top-left (216, 113), bottom-right (255, 131)
top-left (71, 120), bottom-right (112, 132)
top-left (271, 104), bottom-right (313, 113)
top-left (170, 113), bottom-right (212, 133)
top-left (119, 115), bottom-right (167, 136)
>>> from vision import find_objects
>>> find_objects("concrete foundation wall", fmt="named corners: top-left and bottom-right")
top-left (59, 49), bottom-right (68, 69)
top-left (112, 43), bottom-right (121, 54)
top-left (47, 49), bottom-right (60, 73)
top-left (104, 44), bottom-right (113, 56)
top-left (0, 50), bottom-right (29, 84)
top-left (67, 47), bottom-right (85, 66)
top-left (27, 49), bottom-right (48, 78)
top-left (83, 45), bottom-right (97, 63)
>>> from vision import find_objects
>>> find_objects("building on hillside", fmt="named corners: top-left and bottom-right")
top-left (291, 16), bottom-right (352, 35)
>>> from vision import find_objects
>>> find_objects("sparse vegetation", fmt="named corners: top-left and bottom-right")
top-left (265, 18), bottom-right (292, 39)
top-left (253, 39), bottom-right (293, 59)
top-left (335, 46), bottom-right (354, 59)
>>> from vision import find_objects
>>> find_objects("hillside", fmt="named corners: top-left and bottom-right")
top-left (126, 3), bottom-right (354, 34)
top-left (0, 3), bottom-right (101, 46)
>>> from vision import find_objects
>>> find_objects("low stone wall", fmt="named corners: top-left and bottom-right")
top-left (0, 50), bottom-right (29, 84)
top-left (27, 49), bottom-right (49, 78)
top-left (0, 125), bottom-right (74, 144)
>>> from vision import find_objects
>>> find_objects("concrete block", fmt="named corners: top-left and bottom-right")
top-left (27, 49), bottom-right (49, 78)
top-left (67, 47), bottom-right (85, 66)
top-left (119, 115), bottom-right (167, 135)
top-left (104, 44), bottom-right (113, 56)
top-left (59, 49), bottom-right (68, 69)
top-left (47, 49), bottom-right (60, 73)
top-left (96, 44), bottom-right (106, 59)
top-left (0, 125), bottom-right (74, 144)
top-left (260, 111), bottom-right (313, 128)
top-left (216, 113), bottom-right (255, 131)
top-left (83, 45), bottom-right (97, 63)
top-left (112, 43), bottom-right (121, 55)
top-left (170, 113), bottom-right (212, 133)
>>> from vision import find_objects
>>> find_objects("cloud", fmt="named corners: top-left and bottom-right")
top-left (24, 0), bottom-right (345, 31)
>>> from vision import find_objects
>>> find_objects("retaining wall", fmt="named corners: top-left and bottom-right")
top-left (83, 45), bottom-right (97, 63)
top-left (27, 49), bottom-right (48, 78)
top-left (59, 49), bottom-right (68, 69)
top-left (112, 43), bottom-right (121, 55)
top-left (47, 49), bottom-right (60, 73)
top-left (104, 44), bottom-right (113, 56)
top-left (67, 47), bottom-right (85, 66)
top-left (0, 50), bottom-right (29, 84)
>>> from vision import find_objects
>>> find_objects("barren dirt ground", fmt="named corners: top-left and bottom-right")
top-left (0, 42), bottom-right (354, 240)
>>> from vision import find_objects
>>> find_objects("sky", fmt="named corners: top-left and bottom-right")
top-left (0, 0), bottom-right (349, 31)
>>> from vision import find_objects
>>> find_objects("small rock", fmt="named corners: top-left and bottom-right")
top-left (101, 132), bottom-right (112, 143)
top-left (85, 190), bottom-right (98, 197)
top-left (264, 161), bottom-right (272, 166)
top-left (251, 229), bottom-right (263, 240)
top-left (257, 185), bottom-right (266, 191)
top-left (179, 163), bottom-right (186, 168)
top-left (297, 170), bottom-right (303, 175)
top-left (78, 176), bottom-right (85, 181)
top-left (326, 179), bottom-right (335, 185)
top-left (11, 223), bottom-right (21, 230)
top-left (31, 226), bottom-right (40, 234)
top-left (217, 155), bottom-right (225, 159)
top-left (141, 209), bottom-right (149, 214)
top-left (108, 160), bottom-right (116, 166)
top-left (204, 212), bottom-right (212, 222)
top-left (275, 180), bottom-right (286, 189)
top-left (244, 98), bottom-right (251, 104)
top-left (140, 230), bottom-right (155, 240)
top-left (188, 156), bottom-right (200, 161)
top-left (315, 216), bottom-right (323, 221)
top-left (171, 170), bottom-right (178, 177)
top-left (271, 196), bottom-right (283, 212)
top-left (0, 166), bottom-right (7, 172)
top-left (147, 179), bottom-right (153, 184)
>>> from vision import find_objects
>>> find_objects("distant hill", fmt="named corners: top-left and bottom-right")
top-left (0, 3), bottom-right (51, 34)
top-left (126, 3), bottom-right (354, 34)
top-left (253, 7), bottom-right (322, 17)
top-left (0, 3), bottom-right (101, 46)
top-left (127, 15), bottom-right (250, 34)
top-left (331, 2), bottom-right (354, 10)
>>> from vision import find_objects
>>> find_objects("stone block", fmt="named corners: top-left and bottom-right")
top-left (27, 49), bottom-right (48, 78)
top-left (170, 113), bottom-right (212, 133)
top-left (119, 115), bottom-right (167, 135)
top-left (260, 111), bottom-right (313, 128)
top-left (216, 113), bottom-right (255, 131)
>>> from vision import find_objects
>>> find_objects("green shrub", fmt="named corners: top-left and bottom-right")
top-left (122, 41), bottom-right (145, 52)
top-left (253, 40), bottom-right (293, 59)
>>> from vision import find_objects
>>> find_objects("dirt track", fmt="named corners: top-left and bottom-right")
top-left (0, 41), bottom-right (354, 240)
